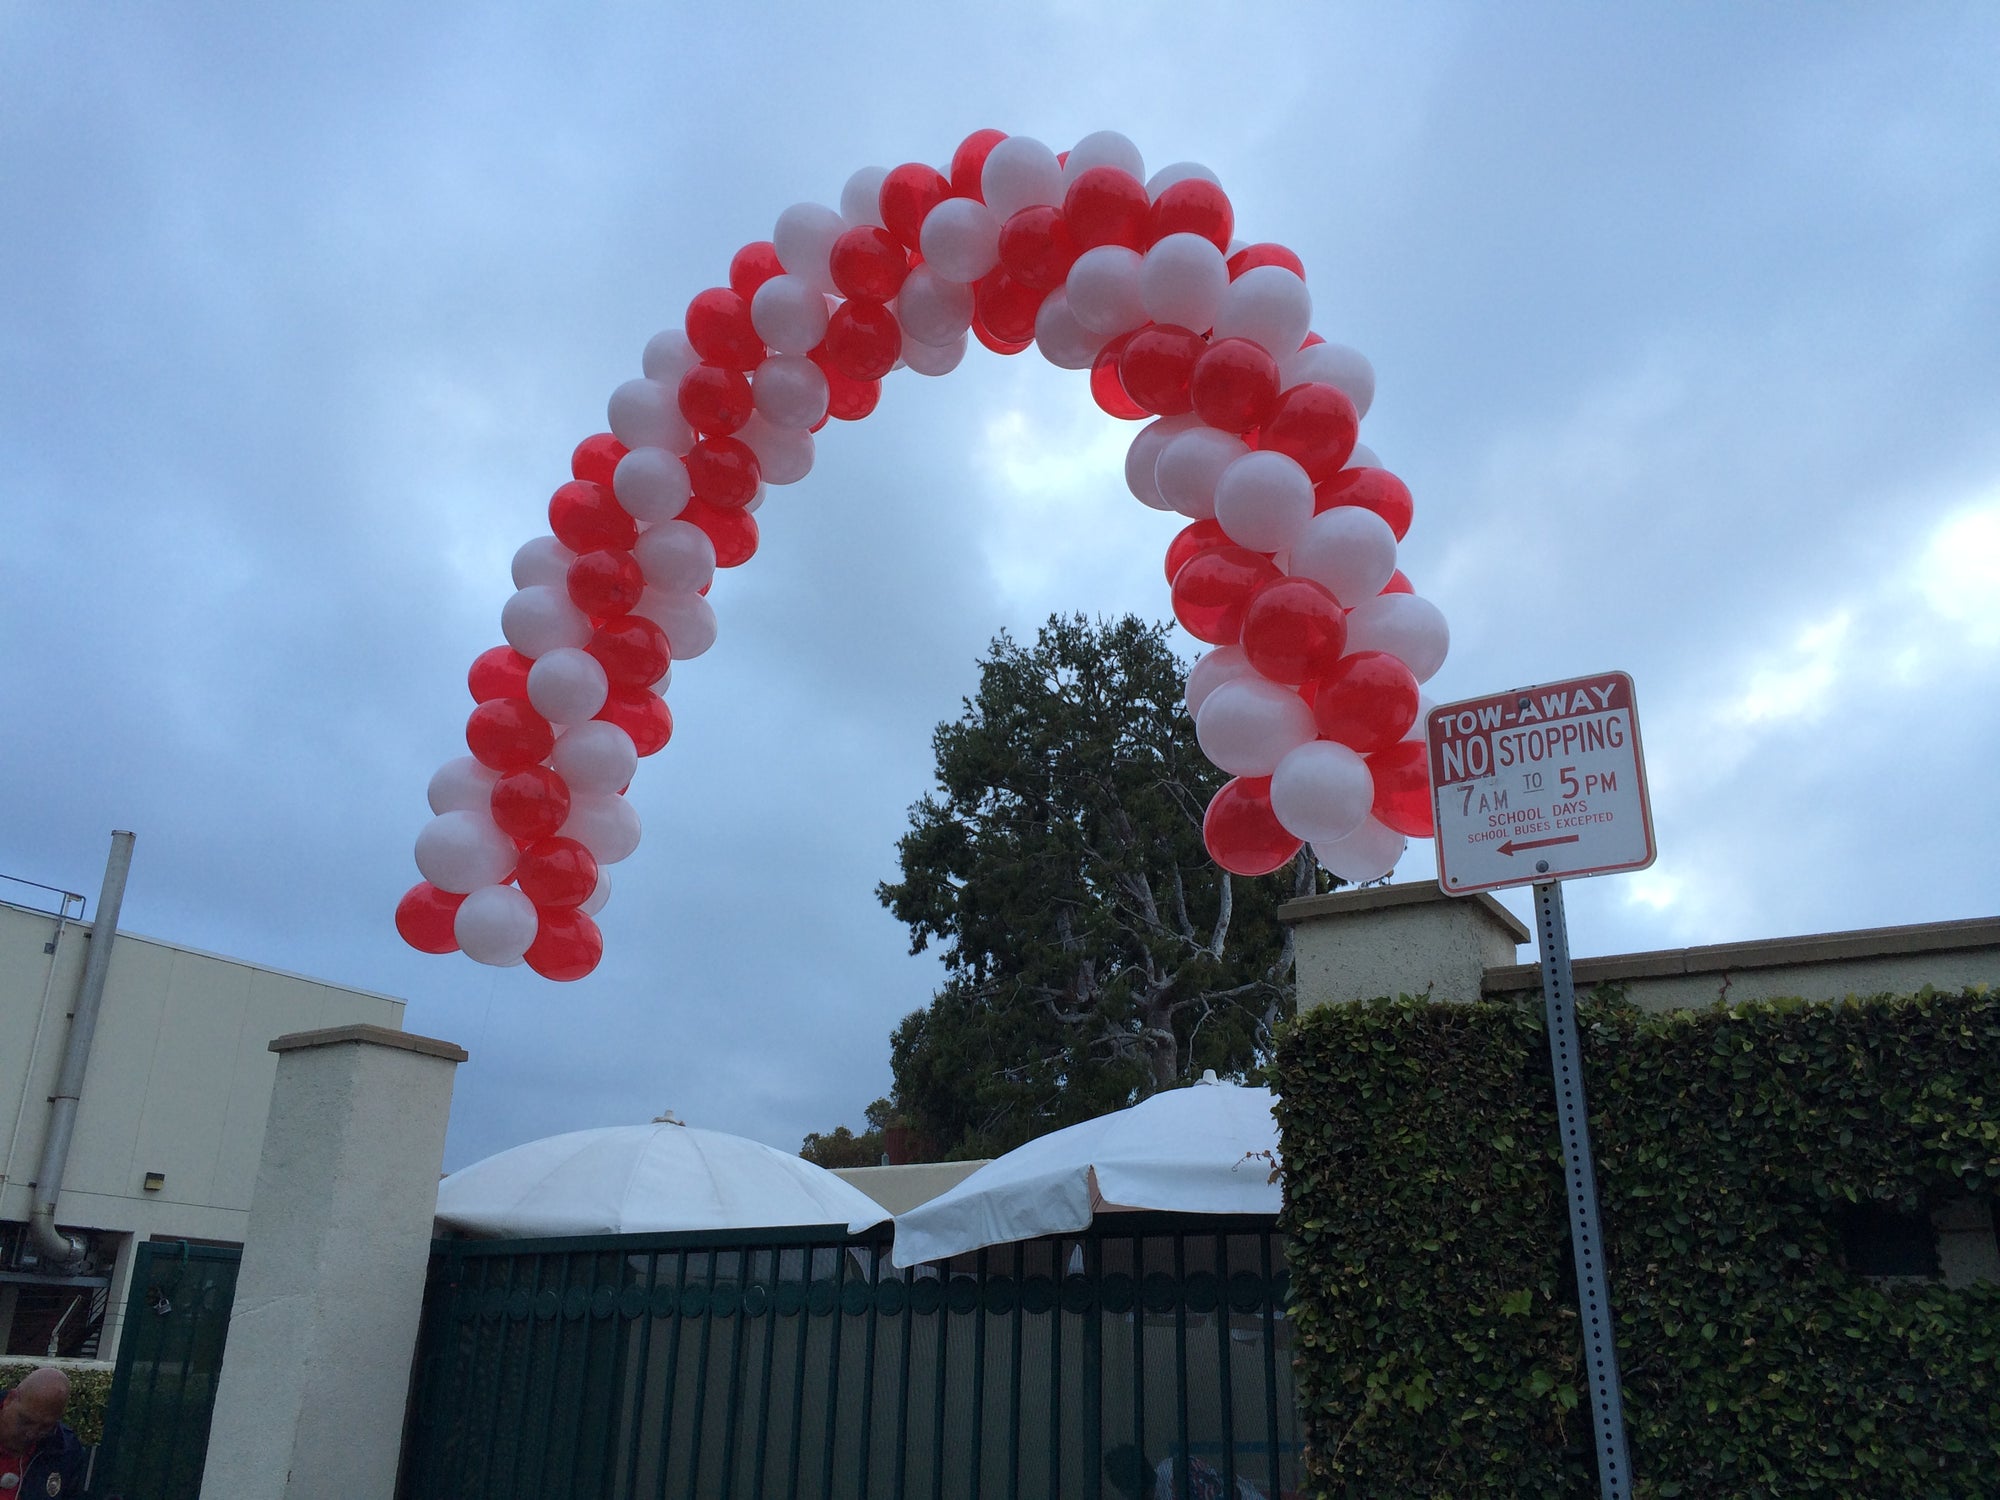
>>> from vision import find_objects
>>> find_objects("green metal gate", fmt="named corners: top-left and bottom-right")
top-left (400, 1216), bottom-right (1299, 1500)
top-left (95, 1241), bottom-right (241, 1500)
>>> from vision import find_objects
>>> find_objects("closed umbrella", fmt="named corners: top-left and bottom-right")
top-left (436, 1120), bottom-right (889, 1238)
top-left (890, 1072), bottom-right (1279, 1267)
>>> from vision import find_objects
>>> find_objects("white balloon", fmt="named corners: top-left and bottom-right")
top-left (897, 264), bottom-right (976, 346)
top-left (1184, 646), bottom-right (1254, 715)
top-left (580, 865), bottom-right (612, 916)
top-left (1288, 505), bottom-right (1399, 606)
top-left (560, 791), bottom-right (642, 864)
top-left (631, 518), bottom-right (715, 594)
top-left (841, 166), bottom-right (888, 228)
top-left (1345, 442), bottom-right (1381, 470)
top-left (981, 136), bottom-right (1064, 220)
top-left (902, 331), bottom-right (968, 376)
top-left (551, 720), bottom-right (638, 794)
top-left (1401, 692), bottom-right (1438, 743)
top-left (1195, 677), bottom-right (1317, 777)
top-left (1343, 594), bottom-right (1450, 683)
top-left (1213, 266), bottom-right (1313, 357)
top-left (501, 585), bottom-right (592, 658)
top-left (1123, 414), bottom-right (1200, 509)
top-left (415, 810), bottom-right (518, 894)
top-left (635, 588), bottom-right (717, 660)
top-left (608, 378), bottom-right (692, 455)
top-left (919, 196), bottom-right (1001, 283)
top-left (526, 646), bottom-right (609, 725)
top-left (773, 202), bottom-right (845, 294)
top-left (641, 328), bottom-right (697, 385)
top-left (1313, 817), bottom-right (1407, 883)
top-left (1064, 130), bottom-right (1145, 188)
top-left (750, 274), bottom-right (830, 355)
top-left (752, 353), bottom-right (829, 430)
top-left (612, 447), bottom-right (690, 524)
top-left (1033, 289), bottom-right (1108, 370)
top-left (427, 756), bottom-right (500, 816)
top-left (1140, 233), bottom-right (1229, 333)
top-left (1214, 450), bottom-right (1314, 553)
top-left (1156, 426), bottom-right (1250, 520)
top-left (511, 536), bottom-right (574, 590)
top-left (1064, 246), bottom-right (1148, 337)
top-left (1279, 341), bottom-right (1375, 418)
top-left (737, 411), bottom-right (815, 485)
top-left (455, 884), bottom-right (539, 966)
top-left (1271, 741), bottom-right (1375, 845)
top-left (1145, 161), bottom-right (1222, 198)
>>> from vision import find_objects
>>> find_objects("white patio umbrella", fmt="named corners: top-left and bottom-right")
top-left (435, 1120), bottom-right (889, 1238)
top-left (889, 1073), bottom-right (1280, 1267)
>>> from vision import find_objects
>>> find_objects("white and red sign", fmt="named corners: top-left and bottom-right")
top-left (1428, 671), bottom-right (1655, 895)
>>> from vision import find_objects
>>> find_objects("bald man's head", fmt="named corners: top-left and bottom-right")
top-left (0, 1367), bottom-right (69, 1453)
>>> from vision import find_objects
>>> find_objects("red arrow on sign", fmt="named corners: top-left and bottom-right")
top-left (1499, 834), bottom-right (1582, 857)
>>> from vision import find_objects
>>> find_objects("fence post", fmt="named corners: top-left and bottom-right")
top-left (197, 1024), bottom-right (466, 1500)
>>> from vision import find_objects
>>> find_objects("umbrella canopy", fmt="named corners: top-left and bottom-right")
top-left (890, 1074), bottom-right (1280, 1267)
top-left (436, 1122), bottom-right (890, 1238)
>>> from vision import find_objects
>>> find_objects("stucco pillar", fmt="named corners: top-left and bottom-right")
top-left (198, 1024), bottom-right (466, 1500)
top-left (1282, 880), bottom-right (1530, 1008)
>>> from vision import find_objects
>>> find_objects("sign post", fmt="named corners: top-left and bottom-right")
top-left (1428, 671), bottom-right (1657, 1500)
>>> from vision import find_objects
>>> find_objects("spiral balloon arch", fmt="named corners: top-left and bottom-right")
top-left (396, 129), bottom-right (1449, 982)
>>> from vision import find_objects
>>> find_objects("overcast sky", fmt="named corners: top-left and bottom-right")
top-left (4, 3), bottom-right (1996, 1171)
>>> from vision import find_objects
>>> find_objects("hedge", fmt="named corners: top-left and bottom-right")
top-left (1273, 987), bottom-right (2000, 1498)
top-left (0, 1360), bottom-right (113, 1446)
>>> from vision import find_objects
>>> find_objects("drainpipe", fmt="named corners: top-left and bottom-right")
top-left (29, 831), bottom-right (135, 1266)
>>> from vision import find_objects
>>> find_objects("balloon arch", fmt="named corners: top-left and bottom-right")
top-left (396, 129), bottom-right (1448, 981)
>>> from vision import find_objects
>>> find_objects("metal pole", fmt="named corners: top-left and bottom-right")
top-left (1533, 879), bottom-right (1634, 1499)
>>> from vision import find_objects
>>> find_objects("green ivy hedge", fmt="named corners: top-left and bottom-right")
top-left (0, 1360), bottom-right (113, 1446)
top-left (1273, 988), bottom-right (2000, 1498)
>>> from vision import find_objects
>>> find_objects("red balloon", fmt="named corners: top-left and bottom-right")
top-left (1383, 569), bottom-right (1414, 596)
top-left (596, 686), bottom-right (673, 756)
top-left (523, 905), bottom-right (604, 982)
top-left (1241, 576), bottom-right (1349, 685)
top-left (1149, 179), bottom-right (1234, 252)
top-left (1164, 518), bottom-right (1230, 584)
top-left (468, 645), bottom-right (532, 703)
top-left (570, 433), bottom-right (627, 486)
top-left (1226, 243), bottom-right (1306, 280)
top-left (465, 698), bottom-right (555, 773)
top-left (1300, 332), bottom-right (1325, 349)
top-left (949, 129), bottom-right (1008, 199)
top-left (823, 299), bottom-right (904, 381)
top-left (548, 480), bottom-right (637, 554)
top-left (1263, 383), bottom-right (1359, 482)
top-left (1203, 776), bottom-right (1302, 876)
top-left (515, 836), bottom-right (599, 909)
top-left (1314, 467), bottom-right (1414, 540)
top-left (728, 241), bottom-right (786, 301)
top-left (1312, 651), bottom-right (1421, 754)
top-left (997, 205), bottom-right (1077, 291)
top-left (819, 359), bottom-right (881, 421)
top-left (1063, 167), bottom-right (1151, 251)
top-left (681, 498), bottom-right (759, 568)
top-left (829, 227), bottom-right (910, 303)
top-left (395, 882), bottom-right (464, 954)
top-left (1170, 545), bottom-right (1282, 645)
top-left (677, 363), bottom-right (753, 436)
top-left (566, 549), bottom-right (645, 619)
top-left (490, 765), bottom-right (572, 841)
top-left (1090, 334), bottom-right (1148, 419)
top-left (1190, 338), bottom-right (1282, 433)
top-left (685, 436), bottom-right (761, 508)
top-left (1118, 324), bottom-right (1206, 415)
top-left (684, 287), bottom-right (764, 371)
top-left (974, 271), bottom-right (1045, 348)
top-left (879, 163), bottom-right (951, 251)
top-left (971, 321), bottom-right (1033, 356)
top-left (1368, 741), bottom-right (1435, 837)
top-left (587, 614), bottom-right (671, 688)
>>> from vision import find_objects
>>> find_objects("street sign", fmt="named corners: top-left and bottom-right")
top-left (1427, 670), bottom-right (1655, 896)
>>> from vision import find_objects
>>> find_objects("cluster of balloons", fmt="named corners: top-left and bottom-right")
top-left (397, 128), bottom-right (1446, 978)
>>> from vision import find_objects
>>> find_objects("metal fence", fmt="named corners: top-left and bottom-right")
top-left (400, 1215), bottom-right (1299, 1500)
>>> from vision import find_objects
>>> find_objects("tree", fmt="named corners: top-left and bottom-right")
top-left (799, 1097), bottom-right (894, 1168)
top-left (877, 614), bottom-right (1325, 1159)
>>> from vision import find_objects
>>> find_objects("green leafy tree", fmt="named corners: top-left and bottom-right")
top-left (877, 614), bottom-right (1326, 1159)
top-left (799, 1097), bottom-right (895, 1168)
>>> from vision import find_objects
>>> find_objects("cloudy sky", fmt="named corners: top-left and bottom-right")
top-left (4, 3), bottom-right (1996, 1170)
